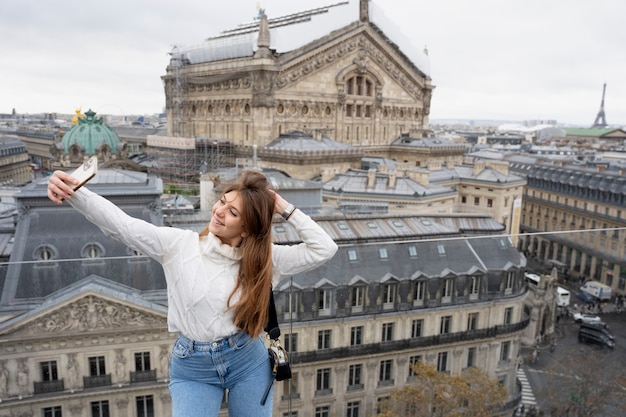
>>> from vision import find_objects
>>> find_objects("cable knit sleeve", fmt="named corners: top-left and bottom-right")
top-left (271, 209), bottom-right (337, 283)
top-left (67, 187), bottom-right (187, 263)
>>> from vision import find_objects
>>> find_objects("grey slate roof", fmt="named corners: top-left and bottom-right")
top-left (265, 131), bottom-right (358, 152)
top-left (0, 171), bottom-right (166, 309)
top-left (323, 169), bottom-right (452, 197)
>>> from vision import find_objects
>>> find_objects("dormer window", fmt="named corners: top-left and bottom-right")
top-left (34, 245), bottom-right (57, 261)
top-left (82, 243), bottom-right (104, 259)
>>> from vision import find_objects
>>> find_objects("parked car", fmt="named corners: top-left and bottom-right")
top-left (575, 291), bottom-right (594, 303)
top-left (573, 312), bottom-right (602, 324)
top-left (578, 327), bottom-right (614, 349)
top-left (580, 322), bottom-right (614, 341)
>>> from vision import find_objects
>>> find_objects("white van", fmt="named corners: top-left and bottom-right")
top-left (580, 281), bottom-right (612, 300)
top-left (524, 273), bottom-right (541, 287)
top-left (556, 286), bottom-right (570, 307)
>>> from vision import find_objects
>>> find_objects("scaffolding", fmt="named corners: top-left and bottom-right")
top-left (146, 135), bottom-right (234, 193)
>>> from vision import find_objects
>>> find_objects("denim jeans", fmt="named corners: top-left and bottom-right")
top-left (169, 332), bottom-right (274, 417)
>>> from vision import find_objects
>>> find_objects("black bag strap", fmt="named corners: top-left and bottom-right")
top-left (265, 286), bottom-right (281, 340)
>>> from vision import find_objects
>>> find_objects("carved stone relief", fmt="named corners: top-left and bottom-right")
top-left (15, 295), bottom-right (166, 336)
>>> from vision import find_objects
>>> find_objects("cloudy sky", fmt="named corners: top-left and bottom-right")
top-left (1, 0), bottom-right (624, 126)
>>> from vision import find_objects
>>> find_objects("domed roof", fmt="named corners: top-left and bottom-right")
top-left (61, 109), bottom-right (121, 155)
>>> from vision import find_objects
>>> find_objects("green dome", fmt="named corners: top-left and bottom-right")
top-left (61, 109), bottom-right (121, 155)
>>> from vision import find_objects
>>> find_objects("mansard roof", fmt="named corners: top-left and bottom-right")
top-left (1, 171), bottom-right (166, 312)
top-left (281, 234), bottom-right (525, 289)
top-left (265, 130), bottom-right (358, 152)
top-left (323, 168), bottom-right (452, 198)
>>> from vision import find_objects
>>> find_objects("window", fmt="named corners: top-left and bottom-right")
top-left (348, 364), bottom-right (363, 388)
top-left (379, 248), bottom-right (388, 259)
top-left (35, 244), bottom-right (57, 261)
top-left (82, 243), bottom-right (104, 258)
top-left (504, 307), bottom-right (513, 325)
top-left (348, 250), bottom-right (358, 261)
top-left (136, 395), bottom-right (154, 417)
top-left (500, 341), bottom-right (511, 361)
top-left (413, 281), bottom-right (425, 306)
top-left (487, 198), bottom-right (493, 208)
top-left (89, 356), bottom-right (106, 376)
top-left (408, 355), bottom-right (422, 377)
top-left (315, 406), bottom-right (330, 417)
top-left (318, 330), bottom-right (331, 350)
top-left (441, 279), bottom-right (453, 301)
top-left (467, 347), bottom-right (476, 368)
top-left (135, 352), bottom-right (151, 372)
top-left (505, 271), bottom-right (515, 294)
top-left (347, 401), bottom-right (361, 417)
top-left (284, 333), bottom-right (298, 353)
top-left (350, 326), bottom-right (363, 346)
top-left (437, 244), bottom-right (446, 255)
top-left (318, 289), bottom-right (332, 316)
top-left (91, 400), bottom-right (109, 417)
top-left (382, 323), bottom-right (394, 342)
top-left (351, 286), bottom-right (365, 312)
top-left (379, 360), bottom-right (393, 384)
top-left (474, 197), bottom-right (480, 206)
top-left (408, 246), bottom-right (417, 257)
top-left (411, 319), bottom-right (423, 338)
top-left (437, 352), bottom-right (448, 372)
top-left (316, 368), bottom-right (331, 392)
top-left (440, 316), bottom-right (452, 334)
top-left (377, 397), bottom-right (391, 414)
top-left (469, 276), bottom-right (480, 300)
top-left (41, 361), bottom-right (58, 382)
top-left (282, 373), bottom-right (298, 399)
top-left (43, 407), bottom-right (62, 417)
top-left (382, 283), bottom-right (396, 308)
top-left (284, 291), bottom-right (299, 319)
top-left (467, 312), bottom-right (479, 331)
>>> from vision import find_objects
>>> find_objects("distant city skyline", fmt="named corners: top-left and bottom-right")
top-left (1, 0), bottom-right (625, 126)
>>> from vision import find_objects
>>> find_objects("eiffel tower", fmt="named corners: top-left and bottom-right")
top-left (591, 83), bottom-right (608, 128)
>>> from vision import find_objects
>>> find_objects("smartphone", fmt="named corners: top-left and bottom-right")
top-left (69, 156), bottom-right (98, 191)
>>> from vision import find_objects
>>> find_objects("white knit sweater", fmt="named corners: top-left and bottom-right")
top-left (69, 187), bottom-right (338, 342)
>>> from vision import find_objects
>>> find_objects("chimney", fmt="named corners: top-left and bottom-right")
top-left (388, 170), bottom-right (397, 189)
top-left (473, 160), bottom-right (486, 176)
top-left (367, 168), bottom-right (376, 188)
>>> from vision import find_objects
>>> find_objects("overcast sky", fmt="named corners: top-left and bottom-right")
top-left (1, 0), bottom-right (624, 126)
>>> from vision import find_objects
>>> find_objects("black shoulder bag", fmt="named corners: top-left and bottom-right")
top-left (261, 287), bottom-right (292, 405)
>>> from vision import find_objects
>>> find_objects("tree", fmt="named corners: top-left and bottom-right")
top-left (375, 361), bottom-right (507, 417)
top-left (542, 351), bottom-right (626, 417)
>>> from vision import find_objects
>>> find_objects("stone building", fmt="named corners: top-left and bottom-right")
top-left (322, 156), bottom-right (526, 235)
top-left (161, 0), bottom-right (433, 149)
top-left (0, 134), bottom-right (31, 187)
top-left (515, 161), bottom-right (626, 294)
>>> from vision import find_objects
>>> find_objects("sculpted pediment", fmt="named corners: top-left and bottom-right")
top-left (7, 293), bottom-right (167, 338)
top-left (276, 28), bottom-right (429, 100)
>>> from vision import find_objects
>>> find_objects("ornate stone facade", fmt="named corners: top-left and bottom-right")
top-left (162, 3), bottom-right (433, 149)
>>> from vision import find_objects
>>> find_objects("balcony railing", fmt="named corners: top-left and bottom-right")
top-left (291, 317), bottom-right (530, 364)
top-left (83, 374), bottom-right (111, 389)
top-left (130, 369), bottom-right (157, 384)
top-left (34, 379), bottom-right (64, 394)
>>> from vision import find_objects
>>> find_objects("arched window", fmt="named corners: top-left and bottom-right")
top-left (344, 74), bottom-right (375, 119)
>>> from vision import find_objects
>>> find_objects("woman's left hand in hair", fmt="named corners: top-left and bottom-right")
top-left (270, 190), bottom-right (289, 216)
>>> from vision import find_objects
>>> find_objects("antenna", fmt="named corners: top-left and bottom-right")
top-left (591, 83), bottom-right (608, 128)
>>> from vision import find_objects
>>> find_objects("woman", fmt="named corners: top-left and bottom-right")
top-left (47, 169), bottom-right (338, 417)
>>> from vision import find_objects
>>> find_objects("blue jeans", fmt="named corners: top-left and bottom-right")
top-left (169, 333), bottom-right (274, 417)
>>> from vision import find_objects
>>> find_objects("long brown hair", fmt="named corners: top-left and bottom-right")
top-left (210, 170), bottom-right (275, 337)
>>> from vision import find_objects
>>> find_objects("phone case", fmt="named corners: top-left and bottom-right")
top-left (70, 156), bottom-right (98, 191)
